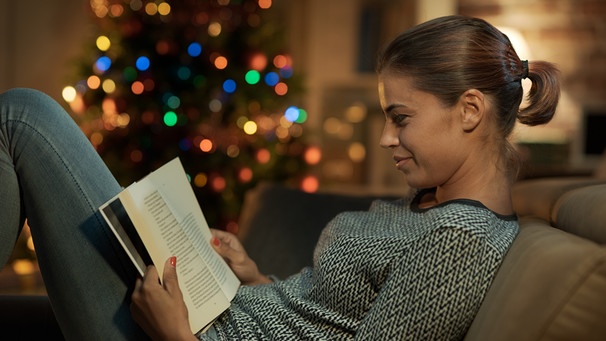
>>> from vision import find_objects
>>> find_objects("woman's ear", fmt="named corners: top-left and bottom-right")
top-left (459, 89), bottom-right (485, 132)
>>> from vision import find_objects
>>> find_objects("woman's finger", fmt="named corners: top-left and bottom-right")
top-left (162, 256), bottom-right (182, 299)
top-left (142, 265), bottom-right (160, 286)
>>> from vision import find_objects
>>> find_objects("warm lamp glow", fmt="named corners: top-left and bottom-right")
top-left (258, 0), bottom-right (272, 9)
top-left (250, 53), bottom-right (268, 70)
top-left (12, 259), bottom-right (35, 275)
top-left (157, 2), bottom-right (171, 15)
top-left (348, 142), bottom-right (366, 162)
top-left (102, 79), bottom-right (116, 93)
top-left (131, 81), bottom-right (145, 94)
top-left (213, 56), bottom-right (228, 69)
top-left (109, 4), bottom-right (124, 17)
top-left (243, 121), bottom-right (258, 135)
top-left (68, 96), bottom-right (86, 114)
top-left (194, 173), bottom-right (208, 187)
top-left (62, 86), bottom-right (77, 102)
top-left (87, 75), bottom-right (101, 89)
top-left (208, 22), bottom-right (222, 37)
top-left (96, 35), bottom-right (111, 51)
top-left (199, 138), bottom-right (213, 152)
top-left (273, 55), bottom-right (288, 68)
top-left (301, 175), bottom-right (319, 193)
top-left (256, 149), bottom-right (271, 163)
top-left (130, 150), bottom-right (143, 162)
top-left (498, 27), bottom-right (532, 60)
top-left (345, 103), bottom-right (367, 123)
top-left (498, 27), bottom-right (533, 104)
top-left (145, 3), bottom-right (158, 15)
top-left (239, 167), bottom-right (253, 182)
top-left (211, 176), bottom-right (226, 191)
top-left (274, 82), bottom-right (288, 95)
top-left (90, 132), bottom-right (104, 146)
top-left (227, 145), bottom-right (240, 158)
top-left (304, 146), bottom-right (322, 165)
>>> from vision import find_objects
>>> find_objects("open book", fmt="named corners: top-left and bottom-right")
top-left (99, 157), bottom-right (240, 334)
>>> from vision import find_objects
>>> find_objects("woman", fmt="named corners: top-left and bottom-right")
top-left (0, 15), bottom-right (559, 340)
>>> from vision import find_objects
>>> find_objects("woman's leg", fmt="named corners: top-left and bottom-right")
top-left (0, 88), bottom-right (148, 340)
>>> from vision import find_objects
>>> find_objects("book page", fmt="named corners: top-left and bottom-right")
top-left (143, 189), bottom-right (223, 307)
top-left (142, 158), bottom-right (240, 300)
top-left (178, 211), bottom-right (239, 300)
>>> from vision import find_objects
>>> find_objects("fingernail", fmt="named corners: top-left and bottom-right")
top-left (212, 237), bottom-right (221, 247)
top-left (169, 256), bottom-right (177, 267)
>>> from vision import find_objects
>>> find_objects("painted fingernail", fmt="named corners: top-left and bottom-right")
top-left (212, 237), bottom-right (221, 247)
top-left (169, 256), bottom-right (177, 267)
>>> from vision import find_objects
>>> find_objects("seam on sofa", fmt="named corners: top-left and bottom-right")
top-left (537, 254), bottom-right (606, 340)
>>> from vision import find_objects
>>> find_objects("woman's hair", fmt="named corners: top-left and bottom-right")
top-left (376, 15), bottom-right (560, 178)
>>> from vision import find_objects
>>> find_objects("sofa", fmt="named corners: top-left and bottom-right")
top-left (237, 178), bottom-right (606, 341)
top-left (2, 177), bottom-right (606, 340)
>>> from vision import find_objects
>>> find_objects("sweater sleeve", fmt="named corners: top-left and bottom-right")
top-left (354, 225), bottom-right (498, 340)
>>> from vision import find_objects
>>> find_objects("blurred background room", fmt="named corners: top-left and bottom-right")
top-left (1, 0), bottom-right (605, 294)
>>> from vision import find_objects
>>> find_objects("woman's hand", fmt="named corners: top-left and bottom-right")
top-left (130, 257), bottom-right (198, 341)
top-left (210, 228), bottom-right (272, 286)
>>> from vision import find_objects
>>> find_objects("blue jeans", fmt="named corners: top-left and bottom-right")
top-left (0, 88), bottom-right (149, 340)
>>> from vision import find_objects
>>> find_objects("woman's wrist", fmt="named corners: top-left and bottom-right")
top-left (255, 274), bottom-right (273, 285)
top-left (244, 273), bottom-right (272, 286)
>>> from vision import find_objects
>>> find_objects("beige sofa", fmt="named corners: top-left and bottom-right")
top-left (463, 177), bottom-right (606, 340)
top-left (238, 178), bottom-right (606, 340)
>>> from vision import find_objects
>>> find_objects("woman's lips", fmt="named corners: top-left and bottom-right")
top-left (394, 156), bottom-right (412, 169)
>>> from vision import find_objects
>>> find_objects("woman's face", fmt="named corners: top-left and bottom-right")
top-left (378, 73), bottom-right (471, 190)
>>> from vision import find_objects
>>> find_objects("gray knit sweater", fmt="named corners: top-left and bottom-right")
top-left (200, 190), bottom-right (518, 340)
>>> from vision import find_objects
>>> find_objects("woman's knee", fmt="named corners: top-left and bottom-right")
top-left (0, 88), bottom-right (54, 106)
top-left (0, 88), bottom-right (74, 130)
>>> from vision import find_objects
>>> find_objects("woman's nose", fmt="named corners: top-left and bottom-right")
top-left (379, 123), bottom-right (398, 149)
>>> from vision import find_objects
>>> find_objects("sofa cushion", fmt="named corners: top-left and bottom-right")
top-left (552, 184), bottom-right (606, 244)
top-left (465, 217), bottom-right (606, 341)
top-left (512, 177), bottom-right (606, 222)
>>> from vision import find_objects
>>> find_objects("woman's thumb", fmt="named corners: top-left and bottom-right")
top-left (162, 256), bottom-right (180, 294)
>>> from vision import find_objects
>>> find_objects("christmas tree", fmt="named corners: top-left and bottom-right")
top-left (63, 0), bottom-right (315, 231)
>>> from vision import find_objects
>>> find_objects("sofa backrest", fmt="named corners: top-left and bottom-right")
top-left (466, 180), bottom-right (606, 341)
top-left (464, 217), bottom-right (606, 341)
top-left (552, 184), bottom-right (606, 243)
top-left (511, 177), bottom-right (606, 222)
top-left (237, 182), bottom-right (393, 279)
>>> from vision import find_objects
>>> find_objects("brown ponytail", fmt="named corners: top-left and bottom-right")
top-left (518, 61), bottom-right (561, 126)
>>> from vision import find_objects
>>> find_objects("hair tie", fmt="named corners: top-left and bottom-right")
top-left (521, 60), bottom-right (529, 79)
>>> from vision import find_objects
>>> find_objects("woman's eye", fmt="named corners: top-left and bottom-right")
top-left (392, 114), bottom-right (408, 125)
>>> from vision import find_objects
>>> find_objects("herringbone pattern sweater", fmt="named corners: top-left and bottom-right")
top-left (201, 190), bottom-right (518, 340)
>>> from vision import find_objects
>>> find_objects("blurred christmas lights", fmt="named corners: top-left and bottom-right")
top-left (64, 0), bottom-right (312, 228)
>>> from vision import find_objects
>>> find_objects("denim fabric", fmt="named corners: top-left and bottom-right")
top-left (0, 88), bottom-right (148, 340)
